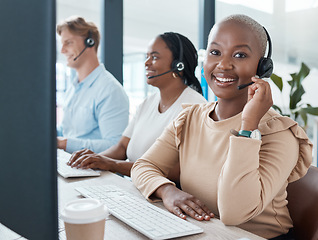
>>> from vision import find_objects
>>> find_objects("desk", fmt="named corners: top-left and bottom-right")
top-left (58, 171), bottom-right (266, 240)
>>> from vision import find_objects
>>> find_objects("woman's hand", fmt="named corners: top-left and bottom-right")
top-left (156, 184), bottom-right (214, 221)
top-left (67, 149), bottom-right (114, 171)
top-left (241, 77), bottom-right (273, 131)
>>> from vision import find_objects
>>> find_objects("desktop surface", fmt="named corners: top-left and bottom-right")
top-left (58, 171), bottom-right (266, 240)
top-left (1, 171), bottom-right (266, 240)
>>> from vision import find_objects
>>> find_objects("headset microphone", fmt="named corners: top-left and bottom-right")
top-left (73, 45), bottom-right (88, 61)
top-left (147, 62), bottom-right (184, 79)
top-left (147, 33), bottom-right (185, 79)
top-left (148, 69), bottom-right (173, 79)
top-left (73, 30), bottom-right (95, 61)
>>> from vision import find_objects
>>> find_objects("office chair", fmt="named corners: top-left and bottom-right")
top-left (287, 166), bottom-right (318, 240)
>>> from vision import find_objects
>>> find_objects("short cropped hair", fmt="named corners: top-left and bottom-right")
top-left (218, 14), bottom-right (268, 56)
top-left (56, 16), bottom-right (100, 52)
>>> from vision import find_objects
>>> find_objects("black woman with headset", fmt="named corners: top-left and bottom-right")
top-left (56, 16), bottom-right (129, 154)
top-left (68, 32), bottom-right (207, 184)
top-left (131, 14), bottom-right (312, 240)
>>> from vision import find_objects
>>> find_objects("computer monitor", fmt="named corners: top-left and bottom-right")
top-left (0, 1), bottom-right (58, 239)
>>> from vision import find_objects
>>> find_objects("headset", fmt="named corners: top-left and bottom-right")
top-left (148, 33), bottom-right (185, 79)
top-left (256, 27), bottom-right (273, 78)
top-left (237, 27), bottom-right (274, 90)
top-left (73, 30), bottom-right (95, 61)
top-left (171, 33), bottom-right (185, 73)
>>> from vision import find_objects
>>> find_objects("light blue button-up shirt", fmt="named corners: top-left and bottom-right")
top-left (57, 64), bottom-right (129, 153)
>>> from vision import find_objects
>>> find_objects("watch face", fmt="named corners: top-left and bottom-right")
top-left (251, 129), bottom-right (261, 140)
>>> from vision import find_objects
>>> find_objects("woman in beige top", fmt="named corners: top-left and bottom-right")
top-left (131, 14), bottom-right (313, 240)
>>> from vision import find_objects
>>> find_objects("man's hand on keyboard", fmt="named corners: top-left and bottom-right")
top-left (57, 137), bottom-right (67, 150)
top-left (68, 149), bottom-right (114, 171)
top-left (156, 184), bottom-right (215, 221)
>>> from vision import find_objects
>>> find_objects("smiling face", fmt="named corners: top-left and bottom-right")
top-left (203, 21), bottom-right (263, 101)
top-left (60, 28), bottom-right (86, 69)
top-left (144, 36), bottom-right (174, 87)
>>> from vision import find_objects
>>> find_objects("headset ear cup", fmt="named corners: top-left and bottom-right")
top-left (257, 57), bottom-right (273, 78)
top-left (85, 37), bottom-right (95, 48)
top-left (171, 60), bottom-right (184, 72)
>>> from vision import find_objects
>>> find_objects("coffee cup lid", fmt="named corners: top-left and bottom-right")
top-left (60, 198), bottom-right (109, 224)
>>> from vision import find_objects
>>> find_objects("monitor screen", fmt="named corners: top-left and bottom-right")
top-left (0, 0), bottom-right (58, 239)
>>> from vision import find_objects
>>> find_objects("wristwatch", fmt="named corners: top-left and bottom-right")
top-left (237, 129), bottom-right (262, 140)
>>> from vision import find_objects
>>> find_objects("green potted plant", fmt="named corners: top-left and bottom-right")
top-left (270, 62), bottom-right (318, 129)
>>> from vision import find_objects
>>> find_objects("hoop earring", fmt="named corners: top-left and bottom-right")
top-left (172, 72), bottom-right (178, 79)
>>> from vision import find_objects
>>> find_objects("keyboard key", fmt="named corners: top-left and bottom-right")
top-left (75, 185), bottom-right (203, 240)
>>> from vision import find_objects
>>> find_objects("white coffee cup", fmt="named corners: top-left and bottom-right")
top-left (60, 198), bottom-right (109, 240)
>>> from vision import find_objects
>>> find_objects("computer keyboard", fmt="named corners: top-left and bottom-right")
top-left (75, 185), bottom-right (203, 240)
top-left (57, 149), bottom-right (100, 178)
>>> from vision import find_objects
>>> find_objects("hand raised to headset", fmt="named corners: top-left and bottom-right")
top-left (241, 77), bottom-right (273, 131)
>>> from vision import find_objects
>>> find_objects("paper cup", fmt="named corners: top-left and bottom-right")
top-left (60, 198), bottom-right (109, 240)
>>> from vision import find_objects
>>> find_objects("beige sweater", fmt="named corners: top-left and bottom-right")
top-left (131, 102), bottom-right (312, 239)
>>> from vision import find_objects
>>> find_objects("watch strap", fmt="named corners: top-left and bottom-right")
top-left (237, 130), bottom-right (252, 138)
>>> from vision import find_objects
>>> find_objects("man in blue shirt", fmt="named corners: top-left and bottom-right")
top-left (56, 16), bottom-right (129, 153)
